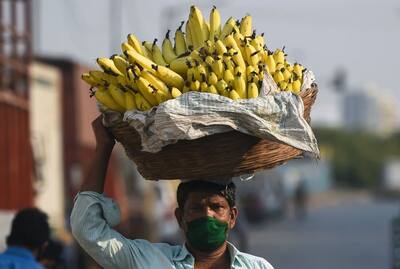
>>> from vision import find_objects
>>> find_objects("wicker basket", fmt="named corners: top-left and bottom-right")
top-left (111, 84), bottom-right (318, 180)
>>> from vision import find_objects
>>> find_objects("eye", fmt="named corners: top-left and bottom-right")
top-left (211, 204), bottom-right (224, 210)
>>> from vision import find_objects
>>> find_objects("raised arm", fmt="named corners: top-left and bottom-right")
top-left (80, 115), bottom-right (115, 193)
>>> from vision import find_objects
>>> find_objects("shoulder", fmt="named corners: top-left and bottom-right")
top-left (237, 251), bottom-right (275, 269)
top-left (130, 239), bottom-right (183, 258)
top-left (0, 253), bottom-right (44, 269)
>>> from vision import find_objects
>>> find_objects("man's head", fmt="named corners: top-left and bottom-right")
top-left (6, 208), bottom-right (50, 255)
top-left (175, 180), bottom-right (238, 252)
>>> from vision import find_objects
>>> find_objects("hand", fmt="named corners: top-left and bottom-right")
top-left (92, 115), bottom-right (115, 150)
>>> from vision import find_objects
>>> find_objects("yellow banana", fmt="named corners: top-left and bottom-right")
top-left (203, 40), bottom-right (215, 55)
top-left (127, 33), bottom-right (144, 55)
top-left (240, 15), bottom-right (252, 37)
top-left (111, 55), bottom-right (130, 75)
top-left (220, 17), bottom-right (236, 40)
top-left (121, 42), bottom-right (135, 53)
top-left (208, 71), bottom-right (218, 86)
top-left (276, 62), bottom-right (285, 70)
top-left (140, 70), bottom-right (170, 96)
top-left (246, 66), bottom-right (256, 79)
top-left (125, 90), bottom-right (137, 110)
top-left (273, 70), bottom-right (285, 84)
top-left (282, 68), bottom-right (292, 81)
top-left (204, 21), bottom-right (210, 42)
top-left (127, 49), bottom-right (184, 89)
top-left (142, 41), bottom-right (153, 51)
top-left (185, 20), bottom-right (193, 50)
top-left (151, 64), bottom-right (185, 89)
top-left (231, 51), bottom-right (246, 71)
top-left (244, 44), bottom-right (260, 67)
top-left (97, 58), bottom-right (124, 76)
top-left (162, 30), bottom-right (178, 63)
top-left (285, 62), bottom-right (294, 72)
top-left (141, 45), bottom-right (152, 60)
top-left (152, 39), bottom-right (167, 66)
top-left (277, 81), bottom-right (288, 91)
top-left (134, 92), bottom-right (152, 111)
top-left (216, 79), bottom-right (228, 94)
top-left (292, 80), bottom-right (301, 93)
top-left (207, 85), bottom-right (219, 94)
top-left (224, 34), bottom-right (243, 58)
top-left (223, 57), bottom-right (235, 74)
top-left (214, 39), bottom-right (227, 55)
top-left (205, 55), bottom-right (215, 66)
top-left (250, 36), bottom-right (263, 51)
top-left (247, 82), bottom-right (259, 98)
top-left (168, 56), bottom-right (191, 76)
top-left (125, 49), bottom-right (156, 71)
top-left (175, 21), bottom-right (187, 56)
top-left (273, 48), bottom-right (285, 64)
top-left (254, 33), bottom-right (265, 49)
top-left (233, 72), bottom-right (247, 98)
top-left (136, 77), bottom-right (158, 106)
top-left (189, 6), bottom-right (206, 48)
top-left (233, 29), bottom-right (246, 55)
top-left (209, 5), bottom-right (221, 41)
top-left (171, 87), bottom-right (182, 98)
top-left (229, 89), bottom-right (241, 100)
top-left (190, 79), bottom-right (200, 91)
top-left (89, 70), bottom-right (117, 86)
top-left (211, 58), bottom-right (224, 80)
top-left (109, 85), bottom-right (127, 107)
top-left (81, 73), bottom-right (100, 87)
top-left (200, 81), bottom-right (208, 92)
top-left (265, 51), bottom-right (276, 74)
top-left (151, 86), bottom-right (170, 104)
top-left (286, 83), bottom-right (293, 92)
top-left (293, 63), bottom-right (304, 77)
top-left (117, 76), bottom-right (135, 91)
top-left (95, 87), bottom-right (125, 112)
top-left (190, 50), bottom-right (204, 64)
top-left (224, 69), bottom-right (235, 85)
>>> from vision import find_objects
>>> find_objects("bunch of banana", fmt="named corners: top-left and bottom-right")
top-left (82, 5), bottom-right (308, 113)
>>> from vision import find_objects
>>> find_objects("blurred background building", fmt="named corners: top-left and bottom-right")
top-left (343, 86), bottom-right (397, 136)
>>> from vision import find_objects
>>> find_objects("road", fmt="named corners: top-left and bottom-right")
top-left (247, 192), bottom-right (399, 269)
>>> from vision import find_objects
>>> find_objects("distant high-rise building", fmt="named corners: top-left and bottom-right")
top-left (343, 85), bottom-right (397, 135)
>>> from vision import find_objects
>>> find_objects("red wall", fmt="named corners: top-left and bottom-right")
top-left (0, 92), bottom-right (33, 209)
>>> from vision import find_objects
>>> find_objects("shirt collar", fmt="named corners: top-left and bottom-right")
top-left (4, 246), bottom-right (36, 260)
top-left (173, 241), bottom-right (241, 264)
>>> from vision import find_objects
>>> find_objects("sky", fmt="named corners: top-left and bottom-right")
top-left (34, 0), bottom-right (400, 127)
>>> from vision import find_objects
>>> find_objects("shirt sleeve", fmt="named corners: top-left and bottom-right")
top-left (70, 191), bottom-right (164, 269)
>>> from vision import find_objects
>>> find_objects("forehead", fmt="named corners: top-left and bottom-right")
top-left (185, 191), bottom-right (228, 205)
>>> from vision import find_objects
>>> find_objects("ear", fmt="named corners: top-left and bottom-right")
top-left (175, 207), bottom-right (184, 229)
top-left (229, 207), bottom-right (238, 229)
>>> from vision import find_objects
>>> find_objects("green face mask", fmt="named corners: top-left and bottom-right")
top-left (185, 216), bottom-right (229, 252)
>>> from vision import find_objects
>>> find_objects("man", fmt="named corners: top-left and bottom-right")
top-left (70, 116), bottom-right (274, 269)
top-left (0, 208), bottom-right (50, 269)
top-left (39, 239), bottom-right (65, 269)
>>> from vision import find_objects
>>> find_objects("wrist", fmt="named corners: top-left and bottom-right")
top-left (96, 142), bottom-right (114, 153)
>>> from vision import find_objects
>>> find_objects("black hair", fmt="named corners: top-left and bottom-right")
top-left (177, 180), bottom-right (236, 209)
top-left (6, 208), bottom-right (50, 249)
top-left (40, 239), bottom-right (64, 264)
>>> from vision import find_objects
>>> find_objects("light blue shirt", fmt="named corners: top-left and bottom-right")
top-left (70, 191), bottom-right (274, 269)
top-left (0, 246), bottom-right (44, 269)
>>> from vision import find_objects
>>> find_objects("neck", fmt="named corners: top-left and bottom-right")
top-left (188, 242), bottom-right (230, 268)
